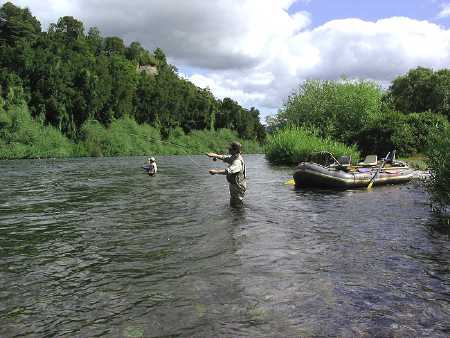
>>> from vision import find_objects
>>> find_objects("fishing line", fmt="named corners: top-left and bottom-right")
top-left (146, 136), bottom-right (204, 168)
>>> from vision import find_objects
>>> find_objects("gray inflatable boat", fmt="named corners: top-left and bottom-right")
top-left (293, 157), bottom-right (414, 189)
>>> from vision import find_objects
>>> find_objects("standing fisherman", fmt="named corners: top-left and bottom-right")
top-left (207, 141), bottom-right (246, 206)
top-left (146, 157), bottom-right (157, 176)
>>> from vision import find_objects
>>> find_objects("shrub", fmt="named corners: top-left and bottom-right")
top-left (426, 127), bottom-right (450, 216)
top-left (265, 126), bottom-right (360, 165)
top-left (406, 111), bottom-right (449, 152)
top-left (78, 117), bottom-right (162, 156)
top-left (77, 117), bottom-right (262, 157)
top-left (278, 79), bottom-right (383, 144)
top-left (357, 110), bottom-right (450, 157)
top-left (165, 128), bottom-right (262, 155)
top-left (0, 101), bottom-right (74, 159)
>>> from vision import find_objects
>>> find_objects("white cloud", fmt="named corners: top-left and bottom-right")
top-left (2, 1), bottom-right (450, 120)
top-left (438, 3), bottom-right (450, 18)
top-left (188, 16), bottom-right (450, 117)
top-left (7, 0), bottom-right (309, 70)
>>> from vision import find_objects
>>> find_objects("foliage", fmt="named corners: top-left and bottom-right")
top-left (356, 109), bottom-right (415, 156)
top-left (77, 118), bottom-right (261, 157)
top-left (388, 67), bottom-right (450, 120)
top-left (78, 117), bottom-right (161, 157)
top-left (0, 98), bottom-right (74, 159)
top-left (216, 98), bottom-right (266, 142)
top-left (357, 110), bottom-right (448, 156)
top-left (0, 2), bottom-right (41, 45)
top-left (164, 127), bottom-right (262, 155)
top-left (426, 127), bottom-right (450, 215)
top-left (277, 79), bottom-right (383, 145)
top-left (405, 111), bottom-right (449, 151)
top-left (265, 126), bottom-right (360, 165)
top-left (0, 2), bottom-right (265, 143)
top-left (400, 155), bottom-right (428, 171)
top-left (0, 98), bottom-right (262, 159)
top-left (273, 76), bottom-right (450, 158)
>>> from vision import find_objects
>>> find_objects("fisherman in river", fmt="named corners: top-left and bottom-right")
top-left (207, 141), bottom-right (246, 206)
top-left (146, 157), bottom-right (157, 176)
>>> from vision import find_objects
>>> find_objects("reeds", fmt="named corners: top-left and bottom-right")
top-left (0, 107), bottom-right (263, 159)
top-left (265, 126), bottom-right (360, 165)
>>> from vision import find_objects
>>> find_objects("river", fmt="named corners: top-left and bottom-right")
top-left (0, 155), bottom-right (449, 338)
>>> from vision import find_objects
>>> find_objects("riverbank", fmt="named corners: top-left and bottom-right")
top-left (0, 108), bottom-right (262, 160)
top-left (264, 126), bottom-right (360, 165)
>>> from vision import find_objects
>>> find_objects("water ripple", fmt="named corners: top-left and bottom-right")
top-left (0, 155), bottom-right (449, 337)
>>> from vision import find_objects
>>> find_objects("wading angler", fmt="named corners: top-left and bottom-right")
top-left (207, 141), bottom-right (247, 207)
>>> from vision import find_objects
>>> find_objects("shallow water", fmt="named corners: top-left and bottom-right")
top-left (0, 155), bottom-right (449, 338)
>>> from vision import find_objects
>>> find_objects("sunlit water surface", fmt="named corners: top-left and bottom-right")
top-left (0, 155), bottom-right (449, 338)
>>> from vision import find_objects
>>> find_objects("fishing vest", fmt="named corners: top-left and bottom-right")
top-left (226, 155), bottom-right (246, 186)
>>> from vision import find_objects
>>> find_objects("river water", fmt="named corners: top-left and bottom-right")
top-left (0, 155), bottom-right (449, 338)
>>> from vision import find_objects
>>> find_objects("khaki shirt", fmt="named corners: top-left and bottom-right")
top-left (223, 154), bottom-right (246, 190)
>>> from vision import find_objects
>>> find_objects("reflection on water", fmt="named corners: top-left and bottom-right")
top-left (0, 155), bottom-right (449, 337)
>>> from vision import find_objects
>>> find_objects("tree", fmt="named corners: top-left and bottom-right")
top-left (388, 67), bottom-right (450, 120)
top-left (0, 3), bottom-right (265, 143)
top-left (153, 47), bottom-right (167, 64)
top-left (0, 2), bottom-right (41, 46)
top-left (87, 27), bottom-right (102, 55)
top-left (278, 79), bottom-right (383, 144)
top-left (104, 36), bottom-right (125, 56)
top-left (126, 41), bottom-right (157, 65)
top-left (49, 16), bottom-right (84, 42)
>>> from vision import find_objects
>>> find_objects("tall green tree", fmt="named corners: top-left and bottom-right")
top-left (0, 2), bottom-right (41, 46)
top-left (388, 67), bottom-right (450, 120)
top-left (278, 79), bottom-right (383, 144)
top-left (0, 2), bottom-right (265, 142)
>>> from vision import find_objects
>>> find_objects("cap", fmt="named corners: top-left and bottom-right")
top-left (229, 141), bottom-right (242, 153)
top-left (149, 157), bottom-right (155, 162)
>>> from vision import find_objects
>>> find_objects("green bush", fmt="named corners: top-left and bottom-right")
top-left (78, 117), bottom-right (162, 157)
top-left (0, 102), bottom-right (74, 159)
top-left (406, 111), bottom-right (449, 151)
top-left (265, 126), bottom-right (360, 165)
top-left (164, 127), bottom-right (262, 155)
top-left (77, 117), bottom-right (262, 157)
top-left (426, 127), bottom-right (450, 216)
top-left (278, 79), bottom-right (383, 144)
top-left (357, 110), bottom-right (449, 157)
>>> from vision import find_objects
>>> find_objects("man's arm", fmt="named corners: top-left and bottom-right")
top-left (206, 153), bottom-right (224, 161)
top-left (209, 169), bottom-right (226, 175)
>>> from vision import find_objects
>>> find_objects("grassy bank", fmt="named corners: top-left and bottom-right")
top-left (77, 118), bottom-right (262, 157)
top-left (400, 155), bottom-right (428, 171)
top-left (265, 127), bottom-right (360, 165)
top-left (0, 104), bottom-right (262, 160)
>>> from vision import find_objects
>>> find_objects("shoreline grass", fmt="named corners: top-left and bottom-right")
top-left (0, 110), bottom-right (263, 160)
top-left (265, 126), bottom-right (360, 166)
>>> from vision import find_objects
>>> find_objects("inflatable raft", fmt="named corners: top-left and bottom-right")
top-left (293, 162), bottom-right (414, 189)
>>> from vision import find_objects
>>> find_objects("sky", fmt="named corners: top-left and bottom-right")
top-left (2, 0), bottom-right (450, 121)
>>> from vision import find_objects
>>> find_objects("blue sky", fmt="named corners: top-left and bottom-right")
top-left (289, 0), bottom-right (450, 27)
top-left (3, 0), bottom-right (450, 121)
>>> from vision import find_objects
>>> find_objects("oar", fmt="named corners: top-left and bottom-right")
top-left (367, 152), bottom-right (390, 189)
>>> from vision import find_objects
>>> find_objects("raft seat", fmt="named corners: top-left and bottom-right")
top-left (359, 155), bottom-right (377, 166)
top-left (330, 155), bottom-right (352, 171)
